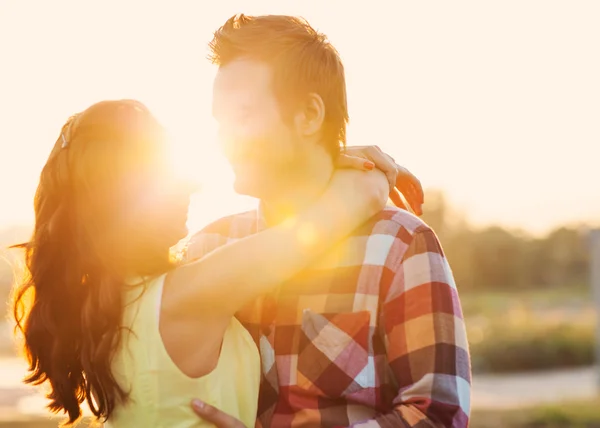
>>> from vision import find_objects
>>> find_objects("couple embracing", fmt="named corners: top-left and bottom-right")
top-left (13, 13), bottom-right (470, 428)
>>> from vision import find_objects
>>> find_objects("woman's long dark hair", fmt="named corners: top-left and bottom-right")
top-left (12, 100), bottom-right (182, 425)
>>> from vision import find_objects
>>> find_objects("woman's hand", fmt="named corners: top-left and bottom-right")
top-left (325, 168), bottom-right (389, 223)
top-left (336, 145), bottom-right (424, 215)
top-left (191, 400), bottom-right (247, 428)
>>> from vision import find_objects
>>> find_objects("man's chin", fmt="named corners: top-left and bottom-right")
top-left (232, 177), bottom-right (264, 198)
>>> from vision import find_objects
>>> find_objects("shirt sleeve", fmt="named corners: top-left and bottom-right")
top-left (351, 227), bottom-right (471, 428)
top-left (183, 230), bottom-right (228, 263)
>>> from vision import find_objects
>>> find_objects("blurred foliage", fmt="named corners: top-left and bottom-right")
top-left (463, 286), bottom-right (596, 373)
top-left (418, 189), bottom-right (597, 373)
top-left (421, 189), bottom-right (591, 292)
top-left (470, 322), bottom-right (595, 373)
top-left (0, 189), bottom-right (594, 298)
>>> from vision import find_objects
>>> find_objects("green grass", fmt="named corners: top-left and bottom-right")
top-left (470, 322), bottom-right (596, 373)
top-left (460, 286), bottom-right (591, 318)
top-left (462, 287), bottom-right (598, 373)
top-left (471, 399), bottom-right (600, 428)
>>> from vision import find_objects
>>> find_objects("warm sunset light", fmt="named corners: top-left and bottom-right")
top-left (1, 2), bottom-right (599, 427)
top-left (0, 1), bottom-right (598, 236)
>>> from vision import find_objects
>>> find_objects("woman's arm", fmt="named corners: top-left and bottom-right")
top-left (339, 145), bottom-right (424, 215)
top-left (165, 169), bottom-right (388, 316)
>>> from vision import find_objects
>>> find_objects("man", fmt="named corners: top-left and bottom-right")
top-left (188, 14), bottom-right (470, 428)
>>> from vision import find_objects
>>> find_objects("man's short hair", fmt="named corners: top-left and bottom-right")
top-left (209, 14), bottom-right (349, 157)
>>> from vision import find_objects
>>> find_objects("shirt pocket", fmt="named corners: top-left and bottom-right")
top-left (296, 309), bottom-right (372, 399)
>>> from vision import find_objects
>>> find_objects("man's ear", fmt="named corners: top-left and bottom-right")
top-left (293, 93), bottom-right (325, 137)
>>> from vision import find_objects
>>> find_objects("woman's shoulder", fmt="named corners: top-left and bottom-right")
top-left (185, 210), bottom-right (259, 262)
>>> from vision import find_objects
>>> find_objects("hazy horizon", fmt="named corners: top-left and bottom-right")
top-left (1, 1), bottom-right (598, 236)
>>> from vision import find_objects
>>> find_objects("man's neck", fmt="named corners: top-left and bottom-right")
top-left (261, 153), bottom-right (334, 226)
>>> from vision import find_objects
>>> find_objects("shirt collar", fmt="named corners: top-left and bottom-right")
top-left (256, 200), bottom-right (268, 232)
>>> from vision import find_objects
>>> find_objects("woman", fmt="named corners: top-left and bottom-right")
top-left (12, 99), bottom-right (422, 427)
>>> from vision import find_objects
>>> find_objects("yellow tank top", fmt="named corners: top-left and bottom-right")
top-left (106, 274), bottom-right (260, 428)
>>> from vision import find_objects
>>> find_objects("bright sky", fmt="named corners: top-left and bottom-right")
top-left (0, 0), bottom-right (598, 236)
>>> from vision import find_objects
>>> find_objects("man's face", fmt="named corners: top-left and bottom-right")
top-left (212, 58), bottom-right (302, 199)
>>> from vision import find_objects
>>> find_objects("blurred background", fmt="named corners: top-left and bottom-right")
top-left (1, 1), bottom-right (599, 427)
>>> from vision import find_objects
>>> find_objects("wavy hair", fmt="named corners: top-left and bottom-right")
top-left (12, 100), bottom-right (181, 425)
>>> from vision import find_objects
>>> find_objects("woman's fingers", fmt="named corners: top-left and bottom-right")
top-left (389, 187), bottom-right (413, 213)
top-left (394, 165), bottom-right (424, 215)
top-left (363, 147), bottom-right (397, 190)
top-left (341, 146), bottom-right (397, 190)
top-left (336, 154), bottom-right (375, 171)
top-left (339, 145), bottom-right (425, 215)
top-left (191, 400), bottom-right (247, 428)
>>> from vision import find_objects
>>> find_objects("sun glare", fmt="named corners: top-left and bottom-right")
top-left (160, 116), bottom-right (258, 235)
top-left (0, 1), bottom-right (598, 235)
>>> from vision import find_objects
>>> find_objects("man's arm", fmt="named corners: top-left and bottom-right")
top-left (353, 227), bottom-right (471, 428)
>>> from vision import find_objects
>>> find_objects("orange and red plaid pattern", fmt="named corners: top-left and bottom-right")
top-left (187, 207), bottom-right (471, 428)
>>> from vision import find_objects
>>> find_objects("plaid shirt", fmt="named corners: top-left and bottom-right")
top-left (187, 206), bottom-right (471, 428)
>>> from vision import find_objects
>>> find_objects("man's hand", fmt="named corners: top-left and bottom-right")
top-left (191, 400), bottom-right (247, 428)
top-left (337, 145), bottom-right (424, 215)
